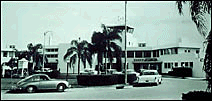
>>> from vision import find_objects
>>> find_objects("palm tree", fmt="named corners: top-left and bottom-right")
top-left (27, 43), bottom-right (48, 71)
top-left (63, 40), bottom-right (92, 74)
top-left (176, 1), bottom-right (211, 92)
top-left (91, 24), bottom-right (123, 74)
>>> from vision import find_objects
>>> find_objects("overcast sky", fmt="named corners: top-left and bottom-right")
top-left (1, 1), bottom-right (211, 50)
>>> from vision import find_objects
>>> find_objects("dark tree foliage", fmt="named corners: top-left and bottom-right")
top-left (176, 1), bottom-right (211, 92)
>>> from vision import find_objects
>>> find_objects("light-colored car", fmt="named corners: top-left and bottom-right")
top-left (134, 70), bottom-right (162, 86)
top-left (11, 74), bottom-right (70, 93)
top-left (123, 69), bottom-right (140, 76)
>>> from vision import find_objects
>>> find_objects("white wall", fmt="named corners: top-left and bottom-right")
top-left (159, 52), bottom-right (205, 77)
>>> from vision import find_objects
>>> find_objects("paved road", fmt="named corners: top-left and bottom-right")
top-left (1, 78), bottom-right (207, 100)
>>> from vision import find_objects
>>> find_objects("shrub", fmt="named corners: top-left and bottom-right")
top-left (182, 90), bottom-right (211, 100)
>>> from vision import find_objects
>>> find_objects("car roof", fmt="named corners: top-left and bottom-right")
top-left (143, 70), bottom-right (158, 72)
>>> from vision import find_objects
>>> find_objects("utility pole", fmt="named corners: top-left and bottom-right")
top-left (124, 1), bottom-right (128, 85)
top-left (43, 31), bottom-right (52, 72)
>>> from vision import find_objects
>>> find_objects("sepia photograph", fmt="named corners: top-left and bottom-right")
top-left (1, 1), bottom-right (211, 100)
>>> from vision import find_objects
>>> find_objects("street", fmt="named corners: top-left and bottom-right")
top-left (1, 78), bottom-right (207, 100)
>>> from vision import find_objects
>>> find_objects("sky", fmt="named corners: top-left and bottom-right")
top-left (1, 1), bottom-right (211, 50)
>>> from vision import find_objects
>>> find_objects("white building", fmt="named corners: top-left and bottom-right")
top-left (43, 25), bottom-right (205, 78)
top-left (1, 45), bottom-right (16, 64)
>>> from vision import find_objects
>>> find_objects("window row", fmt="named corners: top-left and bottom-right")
top-left (160, 48), bottom-right (178, 55)
top-left (46, 48), bottom-right (58, 52)
top-left (46, 54), bottom-right (58, 58)
top-left (2, 51), bottom-right (14, 57)
top-left (122, 51), bottom-right (152, 58)
top-left (164, 62), bottom-right (193, 68)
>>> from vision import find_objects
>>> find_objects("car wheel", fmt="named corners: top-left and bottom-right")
top-left (57, 84), bottom-right (65, 92)
top-left (26, 86), bottom-right (37, 93)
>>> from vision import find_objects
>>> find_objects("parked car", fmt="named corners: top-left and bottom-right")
top-left (133, 70), bottom-right (162, 86)
top-left (11, 74), bottom-right (70, 93)
top-left (122, 69), bottom-right (140, 76)
top-left (80, 68), bottom-right (98, 75)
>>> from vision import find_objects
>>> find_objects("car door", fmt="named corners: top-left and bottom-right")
top-left (39, 75), bottom-right (55, 89)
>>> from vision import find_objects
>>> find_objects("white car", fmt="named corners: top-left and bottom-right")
top-left (122, 69), bottom-right (140, 76)
top-left (134, 70), bottom-right (162, 86)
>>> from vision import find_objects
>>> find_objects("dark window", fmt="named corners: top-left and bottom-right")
top-left (196, 50), bottom-right (199, 54)
top-left (175, 48), bottom-right (178, 54)
top-left (55, 49), bottom-right (58, 52)
top-left (185, 62), bottom-right (188, 67)
top-left (161, 50), bottom-right (163, 55)
top-left (188, 50), bottom-right (190, 52)
top-left (175, 63), bottom-right (178, 67)
top-left (127, 51), bottom-right (134, 58)
top-left (47, 55), bottom-right (51, 58)
top-left (153, 50), bottom-right (159, 57)
top-left (181, 62), bottom-right (184, 67)
top-left (3, 52), bottom-right (7, 57)
top-left (190, 62), bottom-right (193, 68)
top-left (40, 76), bottom-right (49, 81)
top-left (185, 50), bottom-right (187, 52)
top-left (135, 51), bottom-right (142, 58)
top-left (164, 63), bottom-right (168, 68)
top-left (144, 51), bottom-right (151, 57)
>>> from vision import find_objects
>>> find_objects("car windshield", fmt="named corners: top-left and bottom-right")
top-left (143, 71), bottom-right (158, 75)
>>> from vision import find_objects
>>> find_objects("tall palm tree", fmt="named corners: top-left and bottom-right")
top-left (91, 24), bottom-right (123, 74)
top-left (176, 1), bottom-right (211, 92)
top-left (27, 43), bottom-right (48, 71)
top-left (63, 40), bottom-right (92, 74)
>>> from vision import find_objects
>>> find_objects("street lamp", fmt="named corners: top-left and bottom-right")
top-left (124, 1), bottom-right (128, 85)
top-left (42, 31), bottom-right (52, 72)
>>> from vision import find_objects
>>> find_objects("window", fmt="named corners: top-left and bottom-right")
top-left (135, 51), bottom-right (142, 58)
top-left (175, 63), bottom-right (178, 67)
top-left (3, 52), bottom-right (7, 57)
top-left (181, 62), bottom-right (184, 67)
top-left (164, 63), bottom-right (168, 68)
top-left (171, 48), bottom-right (178, 54)
top-left (196, 50), bottom-right (199, 54)
top-left (185, 50), bottom-right (187, 52)
top-left (153, 50), bottom-right (159, 57)
top-left (9, 52), bottom-right (13, 57)
top-left (127, 51), bottom-right (134, 58)
top-left (144, 51), bottom-right (151, 57)
top-left (40, 76), bottom-right (49, 81)
top-left (188, 50), bottom-right (190, 52)
top-left (185, 62), bottom-right (189, 67)
top-left (161, 50), bottom-right (163, 55)
top-left (190, 62), bottom-right (193, 68)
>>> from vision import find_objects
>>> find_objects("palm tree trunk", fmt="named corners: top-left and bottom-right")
top-left (104, 52), bottom-right (107, 74)
top-left (78, 56), bottom-right (80, 75)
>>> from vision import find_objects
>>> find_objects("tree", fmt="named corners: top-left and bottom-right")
top-left (63, 40), bottom-right (92, 74)
top-left (176, 1), bottom-right (211, 92)
top-left (26, 43), bottom-right (48, 71)
top-left (91, 24), bottom-right (123, 74)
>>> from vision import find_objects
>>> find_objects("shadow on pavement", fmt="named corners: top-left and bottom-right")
top-left (6, 89), bottom-right (68, 94)
top-left (133, 83), bottom-right (158, 87)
